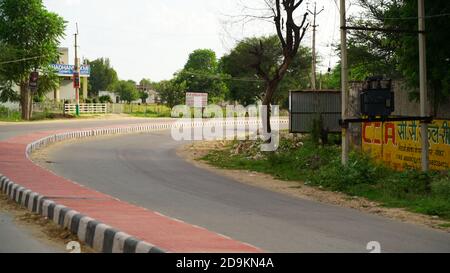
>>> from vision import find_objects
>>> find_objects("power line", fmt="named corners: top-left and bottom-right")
top-left (380, 12), bottom-right (450, 21)
top-left (178, 70), bottom-right (265, 83)
top-left (0, 55), bottom-right (47, 65)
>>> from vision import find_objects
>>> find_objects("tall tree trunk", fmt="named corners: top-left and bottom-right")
top-left (20, 82), bottom-right (32, 120)
top-left (261, 81), bottom-right (279, 139)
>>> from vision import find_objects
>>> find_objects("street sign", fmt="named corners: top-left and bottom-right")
top-left (50, 64), bottom-right (90, 77)
top-left (29, 71), bottom-right (39, 91)
top-left (186, 92), bottom-right (208, 108)
top-left (73, 71), bottom-right (80, 89)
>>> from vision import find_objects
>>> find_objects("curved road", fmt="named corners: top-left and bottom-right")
top-left (0, 117), bottom-right (173, 252)
top-left (40, 130), bottom-right (450, 253)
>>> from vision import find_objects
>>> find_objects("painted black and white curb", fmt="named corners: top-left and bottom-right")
top-left (1, 119), bottom-right (289, 253)
top-left (0, 174), bottom-right (165, 253)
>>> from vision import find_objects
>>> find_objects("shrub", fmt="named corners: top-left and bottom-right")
top-left (99, 95), bottom-right (113, 103)
top-left (431, 175), bottom-right (450, 199)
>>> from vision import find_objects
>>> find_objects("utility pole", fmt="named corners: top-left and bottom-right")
top-left (308, 2), bottom-right (324, 91)
top-left (418, 0), bottom-right (429, 171)
top-left (340, 0), bottom-right (350, 165)
top-left (74, 23), bottom-right (80, 116)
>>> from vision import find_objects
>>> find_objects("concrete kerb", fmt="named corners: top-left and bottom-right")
top-left (0, 172), bottom-right (166, 253)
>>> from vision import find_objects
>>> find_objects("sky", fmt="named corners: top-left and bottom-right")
top-left (43, 0), bottom-right (358, 83)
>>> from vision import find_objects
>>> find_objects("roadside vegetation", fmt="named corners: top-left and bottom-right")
top-left (0, 105), bottom-right (77, 122)
top-left (125, 104), bottom-right (172, 118)
top-left (202, 132), bottom-right (450, 220)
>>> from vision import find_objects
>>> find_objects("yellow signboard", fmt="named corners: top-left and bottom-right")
top-left (362, 120), bottom-right (450, 171)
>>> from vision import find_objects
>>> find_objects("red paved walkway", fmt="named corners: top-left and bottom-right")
top-left (0, 127), bottom-right (261, 253)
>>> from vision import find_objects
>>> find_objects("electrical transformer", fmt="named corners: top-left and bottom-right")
top-left (360, 76), bottom-right (394, 118)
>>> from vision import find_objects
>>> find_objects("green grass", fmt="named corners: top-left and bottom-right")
top-left (0, 106), bottom-right (77, 122)
top-left (125, 104), bottom-right (172, 118)
top-left (202, 134), bottom-right (450, 220)
top-left (0, 106), bottom-right (22, 121)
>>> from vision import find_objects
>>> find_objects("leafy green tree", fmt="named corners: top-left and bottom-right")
top-left (156, 80), bottom-right (186, 108)
top-left (138, 78), bottom-right (154, 103)
top-left (321, 65), bottom-right (341, 90)
top-left (350, 0), bottom-right (450, 111)
top-left (114, 80), bottom-right (139, 103)
top-left (0, 0), bottom-right (65, 120)
top-left (139, 78), bottom-right (155, 89)
top-left (32, 66), bottom-right (60, 102)
top-left (220, 36), bottom-right (312, 107)
top-left (184, 49), bottom-right (218, 72)
top-left (139, 91), bottom-right (149, 103)
top-left (87, 58), bottom-right (118, 97)
top-left (176, 49), bottom-right (228, 103)
top-left (219, 43), bottom-right (264, 106)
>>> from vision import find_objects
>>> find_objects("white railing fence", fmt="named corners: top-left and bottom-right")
top-left (64, 103), bottom-right (108, 114)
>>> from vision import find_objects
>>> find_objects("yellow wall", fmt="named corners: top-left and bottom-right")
top-left (362, 120), bottom-right (450, 171)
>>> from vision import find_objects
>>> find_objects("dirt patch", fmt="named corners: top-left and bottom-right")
top-left (0, 193), bottom-right (94, 253)
top-left (177, 141), bottom-right (450, 233)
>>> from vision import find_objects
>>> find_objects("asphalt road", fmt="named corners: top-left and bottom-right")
top-left (0, 117), bottom-right (174, 141)
top-left (41, 130), bottom-right (450, 253)
top-left (0, 212), bottom-right (62, 253)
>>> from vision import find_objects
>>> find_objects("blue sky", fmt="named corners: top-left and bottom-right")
top-left (43, 0), bottom-right (355, 82)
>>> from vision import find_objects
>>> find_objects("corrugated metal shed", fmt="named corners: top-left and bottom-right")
top-left (289, 90), bottom-right (342, 133)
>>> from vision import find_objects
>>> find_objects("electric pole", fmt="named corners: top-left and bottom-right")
top-left (308, 2), bottom-right (324, 91)
top-left (418, 0), bottom-right (429, 171)
top-left (340, 0), bottom-right (350, 165)
top-left (74, 23), bottom-right (80, 116)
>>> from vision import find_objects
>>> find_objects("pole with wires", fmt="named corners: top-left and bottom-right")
top-left (418, 0), bottom-right (429, 171)
top-left (74, 23), bottom-right (80, 116)
top-left (308, 2), bottom-right (324, 91)
top-left (340, 0), bottom-right (350, 165)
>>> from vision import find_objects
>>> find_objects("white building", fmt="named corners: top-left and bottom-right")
top-left (48, 47), bottom-right (90, 101)
top-left (1, 48), bottom-right (90, 106)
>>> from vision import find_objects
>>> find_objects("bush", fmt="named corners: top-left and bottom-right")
top-left (0, 105), bottom-right (21, 121)
top-left (431, 175), bottom-right (450, 199)
top-left (99, 95), bottom-right (113, 103)
top-left (381, 170), bottom-right (433, 200)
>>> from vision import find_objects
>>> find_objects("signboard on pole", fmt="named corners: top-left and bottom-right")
top-left (28, 71), bottom-right (39, 91)
top-left (73, 71), bottom-right (80, 89)
top-left (186, 92), bottom-right (208, 108)
top-left (50, 64), bottom-right (90, 77)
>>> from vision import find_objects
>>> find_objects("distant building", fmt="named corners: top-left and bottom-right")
top-left (136, 84), bottom-right (160, 104)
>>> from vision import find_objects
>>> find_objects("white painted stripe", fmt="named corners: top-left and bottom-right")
top-left (27, 192), bottom-right (38, 211)
top-left (10, 184), bottom-right (19, 199)
top-left (112, 232), bottom-right (131, 253)
top-left (93, 223), bottom-right (110, 252)
top-left (53, 205), bottom-right (67, 224)
top-left (77, 216), bottom-right (94, 243)
top-left (21, 189), bottom-right (32, 207)
top-left (42, 200), bottom-right (55, 218)
top-left (36, 195), bottom-right (45, 213)
top-left (63, 210), bottom-right (79, 229)
top-left (15, 187), bottom-right (25, 202)
top-left (135, 241), bottom-right (154, 253)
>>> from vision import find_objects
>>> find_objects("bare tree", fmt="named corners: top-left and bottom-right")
top-left (247, 0), bottom-right (309, 135)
